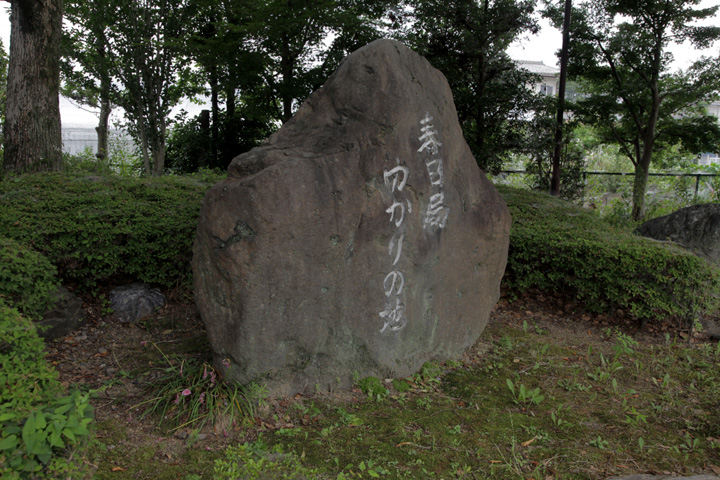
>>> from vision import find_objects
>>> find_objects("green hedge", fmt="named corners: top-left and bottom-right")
top-left (0, 238), bottom-right (60, 320)
top-left (499, 185), bottom-right (720, 325)
top-left (0, 300), bottom-right (93, 478)
top-left (0, 172), bottom-right (222, 290)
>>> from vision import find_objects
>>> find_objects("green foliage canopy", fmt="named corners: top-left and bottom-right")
top-left (406, 0), bottom-right (542, 173)
top-left (544, 0), bottom-right (720, 220)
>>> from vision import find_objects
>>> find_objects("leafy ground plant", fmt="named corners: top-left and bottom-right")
top-left (0, 300), bottom-right (93, 479)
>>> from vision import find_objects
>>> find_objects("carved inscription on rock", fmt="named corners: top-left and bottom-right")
top-left (380, 159), bottom-right (412, 333)
top-left (419, 112), bottom-right (449, 230)
top-left (378, 112), bottom-right (452, 334)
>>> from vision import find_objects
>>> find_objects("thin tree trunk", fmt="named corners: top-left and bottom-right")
top-left (96, 81), bottom-right (111, 161)
top-left (151, 122), bottom-right (166, 177)
top-left (551, 0), bottom-right (571, 196)
top-left (4, 0), bottom-right (63, 174)
top-left (224, 82), bottom-right (238, 161)
top-left (630, 42), bottom-right (663, 221)
top-left (135, 108), bottom-right (151, 176)
top-left (95, 33), bottom-right (111, 161)
top-left (209, 67), bottom-right (219, 168)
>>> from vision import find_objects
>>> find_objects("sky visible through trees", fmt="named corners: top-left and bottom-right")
top-left (0, 5), bottom-right (716, 126)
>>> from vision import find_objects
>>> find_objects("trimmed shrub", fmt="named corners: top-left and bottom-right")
top-left (0, 171), bottom-right (224, 290)
top-left (0, 300), bottom-right (93, 478)
top-left (0, 238), bottom-right (59, 320)
top-left (499, 185), bottom-right (720, 325)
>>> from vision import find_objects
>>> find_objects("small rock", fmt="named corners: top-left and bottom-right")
top-left (99, 347), bottom-right (108, 355)
top-left (35, 286), bottom-right (86, 341)
top-left (110, 283), bottom-right (165, 324)
top-left (196, 434), bottom-right (207, 441)
top-left (174, 430), bottom-right (189, 440)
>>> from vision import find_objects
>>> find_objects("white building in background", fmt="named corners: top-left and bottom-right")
top-left (62, 124), bottom-right (135, 156)
top-left (62, 124), bottom-right (99, 155)
top-left (516, 60), bottom-right (560, 96)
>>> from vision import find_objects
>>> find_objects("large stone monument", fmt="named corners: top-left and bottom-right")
top-left (193, 39), bottom-right (511, 396)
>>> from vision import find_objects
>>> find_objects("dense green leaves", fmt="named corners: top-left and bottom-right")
top-left (406, 0), bottom-right (541, 173)
top-left (0, 238), bottom-right (59, 321)
top-left (0, 172), bottom-right (222, 290)
top-left (0, 301), bottom-right (93, 478)
top-left (501, 185), bottom-right (720, 325)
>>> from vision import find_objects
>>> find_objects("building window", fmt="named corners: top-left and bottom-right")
top-left (540, 84), bottom-right (554, 96)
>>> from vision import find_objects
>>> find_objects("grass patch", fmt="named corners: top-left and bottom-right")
top-left (88, 418), bottom-right (222, 480)
top-left (133, 344), bottom-right (266, 433)
top-left (202, 316), bottom-right (720, 479)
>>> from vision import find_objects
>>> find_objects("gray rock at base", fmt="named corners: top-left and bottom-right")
top-left (637, 203), bottom-right (720, 264)
top-left (109, 283), bottom-right (165, 323)
top-left (35, 286), bottom-right (85, 340)
top-left (606, 475), bottom-right (720, 480)
top-left (193, 39), bottom-right (512, 397)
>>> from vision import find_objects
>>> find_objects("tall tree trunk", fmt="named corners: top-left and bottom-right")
top-left (551, 0), bottom-right (572, 196)
top-left (95, 34), bottom-right (111, 162)
top-left (96, 78), bottom-right (111, 161)
top-left (210, 65), bottom-right (219, 168)
top-left (151, 122), bottom-right (166, 177)
top-left (631, 161), bottom-right (650, 220)
top-left (4, 0), bottom-right (63, 174)
top-left (138, 127), bottom-right (151, 177)
top-left (223, 82), bottom-right (238, 163)
top-left (631, 43), bottom-right (663, 221)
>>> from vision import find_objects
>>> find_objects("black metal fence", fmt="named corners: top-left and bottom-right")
top-left (500, 170), bottom-right (720, 196)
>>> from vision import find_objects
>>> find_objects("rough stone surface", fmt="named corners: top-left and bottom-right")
top-left (109, 283), bottom-right (165, 324)
top-left (35, 286), bottom-right (85, 340)
top-left (637, 203), bottom-right (720, 264)
top-left (193, 39), bottom-right (511, 396)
